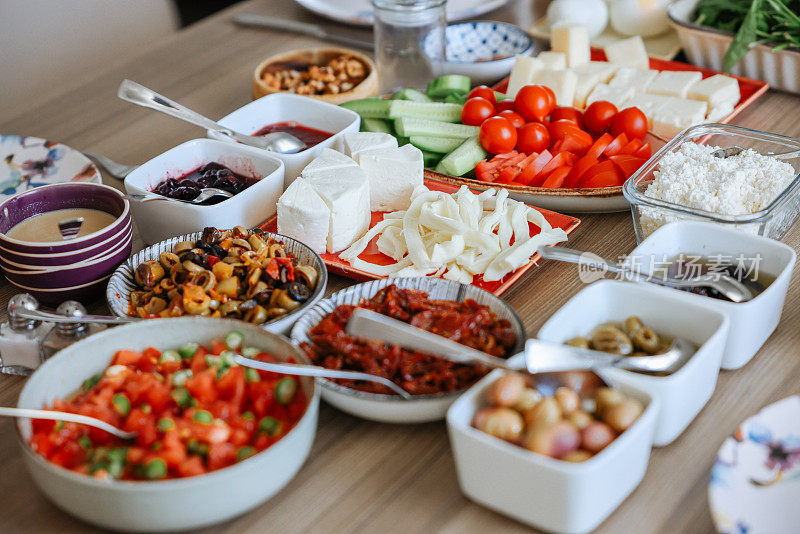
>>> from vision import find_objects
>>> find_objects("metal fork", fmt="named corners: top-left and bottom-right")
top-left (82, 151), bottom-right (138, 180)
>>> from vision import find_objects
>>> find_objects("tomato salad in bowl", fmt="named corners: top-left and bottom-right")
top-left (15, 318), bottom-right (319, 532)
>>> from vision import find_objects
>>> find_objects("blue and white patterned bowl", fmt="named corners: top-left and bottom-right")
top-left (422, 21), bottom-right (534, 84)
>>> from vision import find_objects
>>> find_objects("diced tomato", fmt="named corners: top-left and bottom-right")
top-left (578, 160), bottom-right (624, 188)
top-left (185, 368), bottom-right (218, 405)
top-left (563, 155), bottom-right (599, 188)
top-left (217, 366), bottom-right (246, 408)
top-left (497, 165), bottom-right (522, 184)
top-left (49, 441), bottom-right (86, 469)
top-left (609, 155), bottom-right (647, 179)
top-left (634, 141), bottom-right (652, 159)
top-left (516, 150), bottom-right (553, 185)
top-left (177, 456), bottom-right (207, 478)
top-left (541, 166), bottom-right (572, 188)
top-left (475, 159), bottom-right (496, 182)
top-left (207, 442), bottom-right (237, 471)
top-left (210, 340), bottom-right (227, 356)
top-left (161, 430), bottom-right (187, 468)
top-left (113, 350), bottom-right (143, 367)
top-left (124, 408), bottom-right (158, 447)
top-left (143, 381), bottom-right (172, 413)
top-left (474, 151), bottom-right (524, 182)
top-left (603, 133), bottom-right (630, 157)
top-left (584, 133), bottom-right (613, 161)
top-left (248, 380), bottom-right (276, 417)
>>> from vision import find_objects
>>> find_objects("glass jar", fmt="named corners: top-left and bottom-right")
top-left (372, 0), bottom-right (446, 94)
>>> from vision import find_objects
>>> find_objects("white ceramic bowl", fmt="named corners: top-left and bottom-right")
top-left (15, 317), bottom-right (319, 532)
top-left (536, 280), bottom-right (730, 446)
top-left (106, 230), bottom-right (328, 335)
top-left (208, 93), bottom-right (360, 185)
top-left (123, 138), bottom-right (285, 245)
top-left (290, 277), bottom-right (526, 423)
top-left (446, 369), bottom-right (659, 534)
top-left (625, 221), bottom-right (796, 370)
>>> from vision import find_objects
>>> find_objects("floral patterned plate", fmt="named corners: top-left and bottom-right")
top-left (0, 135), bottom-right (101, 200)
top-left (709, 395), bottom-right (800, 534)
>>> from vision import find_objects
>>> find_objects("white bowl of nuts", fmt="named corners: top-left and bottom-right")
top-left (252, 47), bottom-right (378, 105)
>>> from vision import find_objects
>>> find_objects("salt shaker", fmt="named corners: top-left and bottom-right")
top-left (41, 301), bottom-right (107, 359)
top-left (372, 0), bottom-right (447, 94)
top-left (0, 294), bottom-right (53, 376)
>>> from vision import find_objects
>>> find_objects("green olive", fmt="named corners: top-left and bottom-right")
top-left (523, 397), bottom-right (562, 427)
top-left (603, 398), bottom-right (644, 432)
top-left (623, 316), bottom-right (645, 337)
top-left (565, 337), bottom-right (590, 349)
top-left (486, 373), bottom-right (526, 407)
top-left (632, 327), bottom-right (661, 353)
top-left (591, 326), bottom-right (633, 355)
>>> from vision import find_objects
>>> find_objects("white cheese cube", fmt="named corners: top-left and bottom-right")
top-left (586, 83), bottom-right (634, 110)
top-left (358, 144), bottom-right (424, 211)
top-left (624, 93), bottom-right (676, 128)
top-left (305, 166), bottom-right (371, 253)
top-left (537, 51), bottom-right (567, 70)
top-left (648, 71), bottom-right (703, 98)
top-left (706, 100), bottom-right (736, 122)
top-left (531, 68), bottom-right (578, 106)
top-left (277, 178), bottom-right (330, 255)
top-left (573, 61), bottom-right (619, 83)
top-left (551, 24), bottom-right (590, 67)
top-left (343, 132), bottom-right (397, 163)
top-left (608, 67), bottom-right (658, 94)
top-left (506, 55), bottom-right (544, 98)
top-left (603, 36), bottom-right (649, 70)
top-left (687, 74), bottom-right (741, 107)
top-left (574, 70), bottom-right (606, 108)
top-left (300, 149), bottom-right (358, 180)
top-left (651, 98), bottom-right (708, 138)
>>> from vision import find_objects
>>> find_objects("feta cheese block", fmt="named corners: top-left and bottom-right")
top-left (343, 132), bottom-right (397, 163)
top-left (604, 36), bottom-right (649, 70)
top-left (551, 24), bottom-right (590, 67)
top-left (532, 68), bottom-right (578, 106)
top-left (648, 71), bottom-right (703, 98)
top-left (623, 93), bottom-right (676, 128)
top-left (506, 55), bottom-right (544, 98)
top-left (607, 67), bottom-right (658, 94)
top-left (706, 100), bottom-right (735, 122)
top-left (651, 98), bottom-right (708, 138)
top-left (573, 61), bottom-right (619, 83)
top-left (537, 51), bottom-right (567, 70)
top-left (305, 166), bottom-right (371, 253)
top-left (573, 69), bottom-right (608, 108)
top-left (687, 74), bottom-right (740, 107)
top-left (586, 83), bottom-right (634, 110)
top-left (300, 148), bottom-right (358, 180)
top-left (358, 144), bottom-right (424, 211)
top-left (277, 178), bottom-right (330, 254)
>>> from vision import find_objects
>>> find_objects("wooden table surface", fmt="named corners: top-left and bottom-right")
top-left (2, 1), bottom-right (799, 532)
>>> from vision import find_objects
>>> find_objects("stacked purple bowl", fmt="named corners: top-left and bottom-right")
top-left (0, 183), bottom-right (132, 304)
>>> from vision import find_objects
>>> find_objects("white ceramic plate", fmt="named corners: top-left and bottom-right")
top-left (709, 395), bottom-right (800, 534)
top-left (293, 0), bottom-right (510, 26)
top-left (0, 135), bottom-right (101, 200)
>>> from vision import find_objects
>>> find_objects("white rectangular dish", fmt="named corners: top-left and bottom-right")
top-left (536, 280), bottom-right (729, 446)
top-left (625, 221), bottom-right (796, 370)
top-left (447, 368), bottom-right (658, 534)
top-left (669, 0), bottom-right (800, 94)
top-left (124, 139), bottom-right (284, 245)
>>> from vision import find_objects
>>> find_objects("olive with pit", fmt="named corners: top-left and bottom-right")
top-left (603, 398), bottom-right (644, 432)
top-left (632, 327), bottom-right (660, 353)
top-left (554, 386), bottom-right (580, 414)
top-left (135, 260), bottom-right (165, 287)
top-left (472, 407), bottom-right (524, 442)
top-left (523, 397), bottom-right (562, 427)
top-left (623, 316), bottom-right (644, 336)
top-left (566, 410), bottom-right (594, 430)
top-left (561, 449), bottom-right (593, 463)
top-left (594, 387), bottom-right (625, 417)
top-left (513, 388), bottom-right (542, 412)
top-left (580, 421), bottom-right (616, 453)
top-left (523, 421), bottom-right (580, 459)
top-left (486, 373), bottom-right (526, 407)
top-left (565, 337), bottom-right (590, 349)
top-left (591, 325), bottom-right (633, 355)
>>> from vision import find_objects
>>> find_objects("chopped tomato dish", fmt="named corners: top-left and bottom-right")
top-left (29, 334), bottom-right (307, 481)
top-left (301, 285), bottom-right (517, 396)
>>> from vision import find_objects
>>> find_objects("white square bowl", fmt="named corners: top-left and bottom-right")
top-left (536, 280), bottom-right (730, 446)
top-left (208, 93), bottom-right (360, 185)
top-left (447, 369), bottom-right (659, 534)
top-left (625, 221), bottom-right (796, 370)
top-left (124, 138), bottom-right (284, 245)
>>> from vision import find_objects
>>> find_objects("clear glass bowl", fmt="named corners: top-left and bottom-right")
top-left (623, 123), bottom-right (800, 243)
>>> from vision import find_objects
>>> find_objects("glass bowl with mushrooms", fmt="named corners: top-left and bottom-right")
top-left (107, 226), bottom-right (327, 334)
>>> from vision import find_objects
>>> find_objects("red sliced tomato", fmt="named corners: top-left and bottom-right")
top-left (604, 133), bottom-right (630, 157)
top-left (609, 155), bottom-right (647, 179)
top-left (540, 166), bottom-right (572, 188)
top-left (578, 160), bottom-right (623, 188)
top-left (634, 141), bottom-right (652, 159)
top-left (533, 152), bottom-right (576, 186)
top-left (621, 138), bottom-right (644, 155)
top-left (551, 128), bottom-right (593, 156)
top-left (497, 165), bottom-right (522, 184)
top-left (563, 155), bottom-right (599, 188)
top-left (516, 149), bottom-right (553, 185)
top-left (584, 133), bottom-right (613, 161)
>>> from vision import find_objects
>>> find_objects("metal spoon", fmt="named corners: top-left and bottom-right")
top-left (82, 151), bottom-right (138, 180)
top-left (57, 217), bottom-right (84, 240)
top-left (538, 246), bottom-right (754, 303)
top-left (124, 187), bottom-right (233, 205)
top-left (0, 407), bottom-right (136, 440)
top-left (9, 305), bottom-right (138, 326)
top-left (524, 338), bottom-right (696, 376)
top-left (711, 146), bottom-right (800, 160)
top-left (117, 80), bottom-right (307, 154)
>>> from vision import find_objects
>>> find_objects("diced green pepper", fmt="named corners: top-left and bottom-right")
top-left (192, 409), bottom-right (213, 424)
top-left (142, 458), bottom-right (167, 480)
top-left (178, 342), bottom-right (199, 360)
top-left (171, 369), bottom-right (192, 387)
top-left (245, 368), bottom-right (260, 383)
top-left (258, 416), bottom-right (282, 437)
top-left (159, 349), bottom-right (180, 363)
top-left (78, 436), bottom-right (92, 450)
top-left (241, 411), bottom-right (255, 421)
top-left (236, 446), bottom-right (256, 462)
top-left (81, 373), bottom-right (101, 391)
top-left (157, 417), bottom-right (175, 432)
top-left (225, 331), bottom-right (245, 350)
top-left (171, 387), bottom-right (194, 408)
top-left (187, 439), bottom-right (208, 457)
top-left (241, 347), bottom-right (261, 358)
top-left (274, 377), bottom-right (297, 405)
top-left (112, 393), bottom-right (131, 416)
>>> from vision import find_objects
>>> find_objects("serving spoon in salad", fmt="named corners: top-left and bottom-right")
top-left (0, 407), bottom-right (137, 440)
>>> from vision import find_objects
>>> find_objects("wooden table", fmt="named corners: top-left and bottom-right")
top-left (1, 1), bottom-right (799, 532)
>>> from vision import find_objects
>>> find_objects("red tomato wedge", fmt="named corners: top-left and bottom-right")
top-left (563, 155), bottom-right (599, 188)
top-left (603, 133), bottom-right (630, 157)
top-left (634, 141), bottom-right (652, 160)
top-left (541, 166), bottom-right (572, 188)
top-left (609, 155), bottom-right (647, 179)
top-left (516, 150), bottom-right (553, 185)
top-left (497, 165), bottom-right (522, 184)
top-left (578, 160), bottom-right (623, 188)
top-left (551, 128), bottom-right (593, 156)
top-left (533, 152), bottom-right (577, 186)
top-left (621, 138), bottom-right (644, 155)
top-left (584, 133), bottom-right (613, 161)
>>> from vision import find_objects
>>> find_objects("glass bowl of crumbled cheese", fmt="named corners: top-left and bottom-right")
top-left (623, 123), bottom-right (800, 242)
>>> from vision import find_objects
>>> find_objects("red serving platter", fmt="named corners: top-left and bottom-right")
top-left (261, 179), bottom-right (581, 296)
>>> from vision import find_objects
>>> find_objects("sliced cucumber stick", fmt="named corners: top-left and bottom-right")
top-left (426, 75), bottom-right (471, 99)
top-left (435, 136), bottom-right (488, 177)
top-left (394, 117), bottom-right (479, 139)
top-left (360, 118), bottom-right (394, 134)
top-left (387, 100), bottom-right (462, 123)
top-left (340, 98), bottom-right (391, 119)
top-left (421, 149), bottom-right (443, 168)
top-left (410, 136), bottom-right (464, 154)
top-left (392, 88), bottom-right (432, 102)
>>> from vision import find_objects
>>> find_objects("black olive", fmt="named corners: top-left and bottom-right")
top-left (201, 227), bottom-right (218, 244)
top-left (239, 299), bottom-right (258, 311)
top-left (285, 282), bottom-right (311, 302)
top-left (254, 290), bottom-right (272, 305)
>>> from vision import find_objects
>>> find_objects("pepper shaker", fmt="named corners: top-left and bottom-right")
top-left (0, 294), bottom-right (53, 376)
top-left (41, 301), bottom-right (107, 359)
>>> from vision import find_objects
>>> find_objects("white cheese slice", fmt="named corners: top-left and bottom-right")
top-left (574, 70), bottom-right (606, 108)
top-left (648, 71), bottom-right (703, 98)
top-left (706, 100), bottom-right (736, 122)
top-left (531, 69), bottom-right (578, 106)
top-left (623, 93), bottom-right (676, 128)
top-left (343, 132), bottom-right (397, 163)
top-left (300, 149), bottom-right (358, 180)
top-left (537, 51), bottom-right (567, 70)
top-left (359, 144), bottom-right (424, 211)
top-left (607, 67), bottom-right (658, 94)
top-left (551, 24), bottom-right (590, 67)
top-left (651, 98), bottom-right (708, 138)
top-left (573, 61), bottom-right (619, 83)
top-left (586, 83), bottom-right (634, 110)
top-left (506, 55), bottom-right (544, 98)
top-left (305, 166), bottom-right (371, 253)
top-left (276, 177), bottom-right (330, 255)
top-left (687, 74), bottom-right (741, 107)
top-left (603, 36), bottom-right (649, 70)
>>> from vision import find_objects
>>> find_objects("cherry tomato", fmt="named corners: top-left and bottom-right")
top-left (461, 97), bottom-right (495, 126)
top-left (583, 101), bottom-right (618, 136)
top-left (541, 86), bottom-right (557, 111)
top-left (497, 110), bottom-right (525, 129)
top-left (468, 85), bottom-right (496, 104)
top-left (610, 107), bottom-right (648, 140)
top-left (548, 119), bottom-right (585, 143)
top-left (549, 106), bottom-right (584, 128)
top-left (479, 116), bottom-right (518, 154)
top-left (516, 122), bottom-right (550, 154)
top-left (515, 85), bottom-right (553, 123)
top-left (495, 100), bottom-right (517, 113)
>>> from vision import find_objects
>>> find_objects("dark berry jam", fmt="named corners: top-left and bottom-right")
top-left (253, 121), bottom-right (333, 149)
top-left (151, 163), bottom-right (257, 205)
